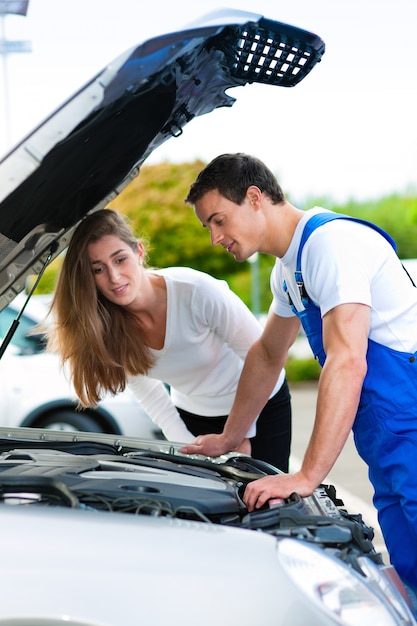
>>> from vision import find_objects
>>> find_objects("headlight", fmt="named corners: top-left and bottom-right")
top-left (357, 556), bottom-right (416, 624)
top-left (277, 538), bottom-right (412, 625)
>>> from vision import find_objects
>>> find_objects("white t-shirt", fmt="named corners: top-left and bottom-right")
top-left (270, 207), bottom-right (417, 353)
top-left (128, 267), bottom-right (285, 442)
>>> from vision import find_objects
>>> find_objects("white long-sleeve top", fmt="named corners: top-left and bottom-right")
top-left (128, 267), bottom-right (285, 443)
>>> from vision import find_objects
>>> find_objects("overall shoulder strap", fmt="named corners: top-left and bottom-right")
top-left (296, 212), bottom-right (397, 271)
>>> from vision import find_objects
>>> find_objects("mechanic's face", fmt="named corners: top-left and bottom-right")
top-left (88, 235), bottom-right (145, 307)
top-left (194, 188), bottom-right (261, 262)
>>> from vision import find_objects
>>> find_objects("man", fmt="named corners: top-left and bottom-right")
top-left (181, 152), bottom-right (417, 592)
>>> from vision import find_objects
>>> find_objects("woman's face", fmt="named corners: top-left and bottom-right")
top-left (88, 234), bottom-right (144, 307)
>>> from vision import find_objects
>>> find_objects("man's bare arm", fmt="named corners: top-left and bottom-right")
top-left (180, 313), bottom-right (300, 457)
top-left (243, 303), bottom-right (370, 510)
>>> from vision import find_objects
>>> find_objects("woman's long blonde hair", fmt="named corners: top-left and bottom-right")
top-left (47, 209), bottom-right (154, 407)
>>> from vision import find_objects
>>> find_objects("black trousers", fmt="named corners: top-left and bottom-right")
top-left (176, 378), bottom-right (292, 472)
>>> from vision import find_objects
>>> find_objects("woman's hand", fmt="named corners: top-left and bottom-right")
top-left (236, 437), bottom-right (251, 455)
top-left (180, 433), bottom-right (250, 458)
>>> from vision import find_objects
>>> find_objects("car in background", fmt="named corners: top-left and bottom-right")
top-left (0, 8), bottom-right (415, 626)
top-left (0, 293), bottom-right (160, 437)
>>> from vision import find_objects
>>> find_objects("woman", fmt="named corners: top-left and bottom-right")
top-left (47, 209), bottom-right (291, 469)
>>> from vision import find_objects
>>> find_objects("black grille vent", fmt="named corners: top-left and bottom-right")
top-left (217, 19), bottom-right (325, 88)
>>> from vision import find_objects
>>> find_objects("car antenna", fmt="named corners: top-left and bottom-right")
top-left (0, 241), bottom-right (59, 360)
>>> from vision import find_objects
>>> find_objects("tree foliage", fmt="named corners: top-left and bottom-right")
top-left (332, 191), bottom-right (417, 259)
top-left (36, 160), bottom-right (417, 314)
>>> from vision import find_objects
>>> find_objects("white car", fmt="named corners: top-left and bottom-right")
top-left (0, 293), bottom-right (160, 437)
top-left (0, 8), bottom-right (415, 626)
top-left (1, 432), bottom-right (415, 626)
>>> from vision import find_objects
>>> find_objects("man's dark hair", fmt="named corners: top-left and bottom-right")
top-left (185, 153), bottom-right (285, 205)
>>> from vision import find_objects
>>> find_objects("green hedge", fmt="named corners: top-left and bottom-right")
top-left (285, 357), bottom-right (321, 382)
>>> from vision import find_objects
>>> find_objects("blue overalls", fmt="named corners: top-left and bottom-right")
top-left (285, 212), bottom-right (417, 588)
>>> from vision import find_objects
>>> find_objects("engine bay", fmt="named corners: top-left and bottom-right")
top-left (0, 437), bottom-right (382, 575)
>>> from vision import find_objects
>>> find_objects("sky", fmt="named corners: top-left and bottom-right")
top-left (0, 0), bottom-right (416, 203)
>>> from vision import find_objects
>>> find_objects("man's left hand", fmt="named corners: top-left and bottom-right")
top-left (243, 471), bottom-right (316, 511)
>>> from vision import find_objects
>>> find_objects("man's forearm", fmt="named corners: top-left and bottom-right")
top-left (300, 357), bottom-right (365, 488)
top-left (223, 342), bottom-right (287, 448)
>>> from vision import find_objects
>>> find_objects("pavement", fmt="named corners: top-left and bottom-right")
top-left (288, 381), bottom-right (389, 563)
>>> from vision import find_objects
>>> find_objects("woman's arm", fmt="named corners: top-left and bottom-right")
top-left (127, 375), bottom-right (195, 442)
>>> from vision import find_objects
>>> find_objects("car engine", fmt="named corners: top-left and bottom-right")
top-left (0, 437), bottom-right (381, 576)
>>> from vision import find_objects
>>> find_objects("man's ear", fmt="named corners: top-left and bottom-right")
top-left (246, 185), bottom-right (262, 208)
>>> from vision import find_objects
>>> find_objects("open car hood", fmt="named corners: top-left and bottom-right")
top-left (0, 9), bottom-right (325, 312)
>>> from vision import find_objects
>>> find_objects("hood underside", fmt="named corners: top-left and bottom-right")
top-left (0, 9), bottom-right (324, 311)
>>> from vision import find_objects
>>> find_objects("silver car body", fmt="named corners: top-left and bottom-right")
top-left (0, 430), bottom-right (415, 625)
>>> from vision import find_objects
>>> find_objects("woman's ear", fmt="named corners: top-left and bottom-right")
top-left (137, 242), bottom-right (145, 263)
